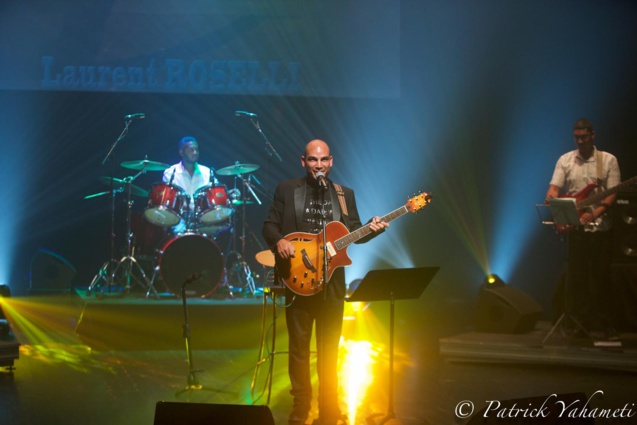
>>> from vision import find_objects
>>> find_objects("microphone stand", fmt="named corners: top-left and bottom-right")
top-left (102, 119), bottom-right (132, 166)
top-left (318, 180), bottom-right (330, 422)
top-left (175, 273), bottom-right (220, 400)
top-left (248, 116), bottom-right (280, 200)
top-left (93, 119), bottom-right (133, 294)
top-left (249, 117), bottom-right (282, 163)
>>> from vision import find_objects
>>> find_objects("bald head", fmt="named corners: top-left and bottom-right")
top-left (302, 139), bottom-right (333, 182)
top-left (304, 139), bottom-right (330, 157)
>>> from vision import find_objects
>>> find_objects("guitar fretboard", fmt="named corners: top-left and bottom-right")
top-left (334, 206), bottom-right (408, 250)
top-left (578, 176), bottom-right (637, 208)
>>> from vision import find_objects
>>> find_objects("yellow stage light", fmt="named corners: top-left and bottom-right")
top-left (484, 274), bottom-right (505, 287)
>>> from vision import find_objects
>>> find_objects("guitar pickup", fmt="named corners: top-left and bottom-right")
top-left (301, 249), bottom-right (317, 273)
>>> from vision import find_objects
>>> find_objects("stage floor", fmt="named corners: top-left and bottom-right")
top-left (440, 321), bottom-right (637, 373)
top-left (73, 288), bottom-right (270, 350)
top-left (1, 291), bottom-right (637, 425)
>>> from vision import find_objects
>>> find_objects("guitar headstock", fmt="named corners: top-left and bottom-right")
top-left (406, 192), bottom-right (433, 213)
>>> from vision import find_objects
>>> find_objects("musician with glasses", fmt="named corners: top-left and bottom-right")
top-left (545, 118), bottom-right (621, 341)
top-left (262, 139), bottom-right (388, 425)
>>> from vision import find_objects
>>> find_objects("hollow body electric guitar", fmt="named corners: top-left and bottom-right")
top-left (276, 192), bottom-right (432, 296)
top-left (554, 175), bottom-right (637, 233)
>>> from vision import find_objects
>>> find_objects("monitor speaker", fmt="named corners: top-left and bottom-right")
top-left (466, 392), bottom-right (592, 424)
top-left (612, 192), bottom-right (637, 262)
top-left (475, 285), bottom-right (543, 333)
top-left (153, 402), bottom-right (274, 425)
top-left (29, 249), bottom-right (76, 292)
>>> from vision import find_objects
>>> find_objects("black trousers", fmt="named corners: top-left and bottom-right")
top-left (565, 229), bottom-right (614, 330)
top-left (285, 278), bottom-right (344, 422)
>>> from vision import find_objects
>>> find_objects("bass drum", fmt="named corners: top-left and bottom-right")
top-left (158, 233), bottom-right (224, 298)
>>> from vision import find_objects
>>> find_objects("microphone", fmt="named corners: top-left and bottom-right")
top-left (235, 110), bottom-right (258, 118)
top-left (315, 171), bottom-right (328, 189)
top-left (125, 113), bottom-right (145, 120)
top-left (183, 273), bottom-right (203, 286)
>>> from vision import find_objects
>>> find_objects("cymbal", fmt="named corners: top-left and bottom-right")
top-left (231, 199), bottom-right (255, 205)
top-left (98, 176), bottom-right (149, 197)
top-left (121, 159), bottom-right (170, 171)
top-left (216, 163), bottom-right (259, 176)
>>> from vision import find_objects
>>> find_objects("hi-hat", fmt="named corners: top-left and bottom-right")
top-left (98, 176), bottom-right (149, 197)
top-left (121, 159), bottom-right (170, 171)
top-left (216, 163), bottom-right (259, 176)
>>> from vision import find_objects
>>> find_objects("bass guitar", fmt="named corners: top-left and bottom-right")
top-left (554, 175), bottom-right (637, 233)
top-left (276, 192), bottom-right (432, 296)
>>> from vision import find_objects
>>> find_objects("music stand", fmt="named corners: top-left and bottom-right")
top-left (541, 198), bottom-right (594, 345)
top-left (548, 198), bottom-right (580, 227)
top-left (346, 267), bottom-right (439, 425)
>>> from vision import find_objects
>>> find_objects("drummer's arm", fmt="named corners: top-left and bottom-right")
top-left (164, 167), bottom-right (177, 185)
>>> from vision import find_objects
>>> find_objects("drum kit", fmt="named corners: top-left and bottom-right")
top-left (87, 158), bottom-right (265, 299)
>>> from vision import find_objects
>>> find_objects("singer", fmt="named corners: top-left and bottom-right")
top-left (262, 139), bottom-right (388, 425)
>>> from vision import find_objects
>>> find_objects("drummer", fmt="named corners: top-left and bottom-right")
top-left (163, 136), bottom-right (232, 234)
top-left (163, 136), bottom-right (217, 199)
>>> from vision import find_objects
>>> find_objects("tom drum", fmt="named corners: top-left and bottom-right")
top-left (194, 184), bottom-right (234, 225)
top-left (144, 183), bottom-right (189, 227)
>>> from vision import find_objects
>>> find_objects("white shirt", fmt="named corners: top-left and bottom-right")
top-left (162, 162), bottom-right (219, 214)
top-left (549, 147), bottom-right (621, 231)
top-left (163, 162), bottom-right (218, 196)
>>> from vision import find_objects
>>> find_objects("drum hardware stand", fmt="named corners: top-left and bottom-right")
top-left (225, 173), bottom-right (262, 296)
top-left (89, 116), bottom-right (136, 296)
top-left (194, 203), bottom-right (235, 299)
top-left (89, 171), bottom-right (159, 299)
top-left (176, 273), bottom-right (221, 400)
top-left (86, 185), bottom-right (125, 293)
top-left (87, 180), bottom-right (125, 296)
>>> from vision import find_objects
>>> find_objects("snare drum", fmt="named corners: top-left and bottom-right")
top-left (158, 233), bottom-right (224, 298)
top-left (194, 184), bottom-right (234, 224)
top-left (144, 183), bottom-right (189, 227)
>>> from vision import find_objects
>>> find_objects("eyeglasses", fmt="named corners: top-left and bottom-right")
top-left (573, 133), bottom-right (592, 141)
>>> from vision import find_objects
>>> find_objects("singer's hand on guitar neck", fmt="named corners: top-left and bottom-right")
top-left (369, 216), bottom-right (389, 232)
top-left (276, 238), bottom-right (296, 259)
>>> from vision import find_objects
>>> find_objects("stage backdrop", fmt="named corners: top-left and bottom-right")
top-left (1, 1), bottom-right (636, 331)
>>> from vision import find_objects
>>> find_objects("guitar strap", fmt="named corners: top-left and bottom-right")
top-left (333, 183), bottom-right (349, 216)
top-left (596, 149), bottom-right (604, 189)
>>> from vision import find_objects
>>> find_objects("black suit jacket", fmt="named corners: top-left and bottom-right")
top-left (262, 176), bottom-right (377, 296)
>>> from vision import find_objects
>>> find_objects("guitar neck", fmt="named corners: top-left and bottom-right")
top-left (334, 206), bottom-right (408, 250)
top-left (578, 176), bottom-right (637, 208)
